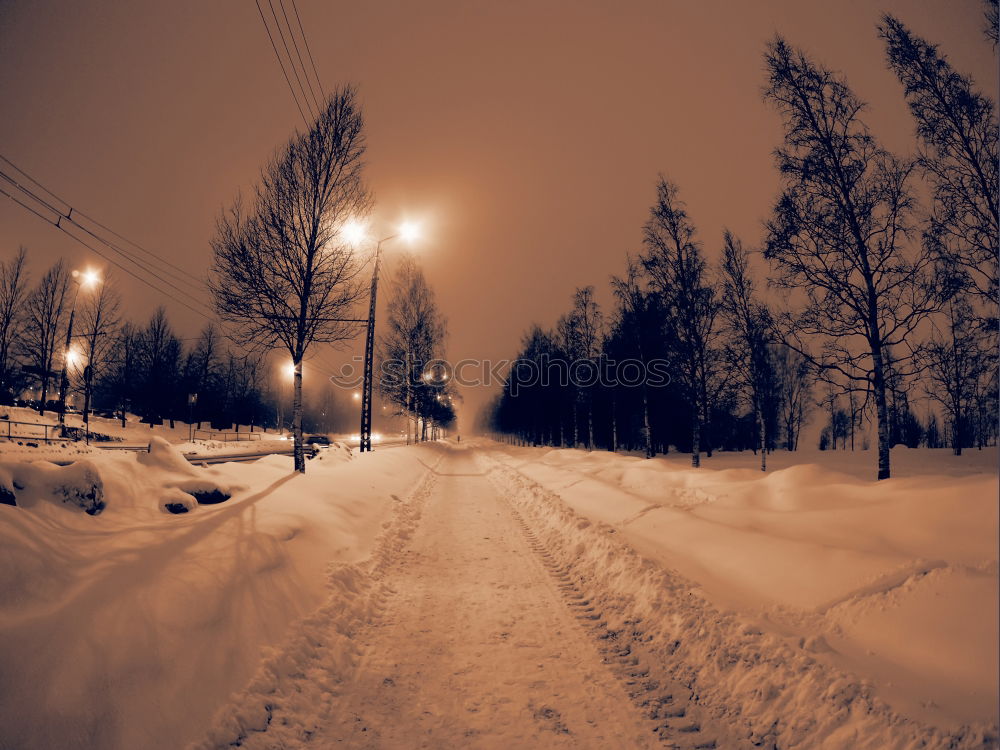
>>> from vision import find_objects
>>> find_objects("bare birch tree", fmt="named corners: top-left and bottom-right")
top-left (879, 15), bottom-right (999, 327)
top-left (210, 86), bottom-right (371, 472)
top-left (763, 37), bottom-right (938, 480)
top-left (19, 259), bottom-right (70, 413)
top-left (0, 247), bottom-right (29, 400)
top-left (720, 231), bottom-right (773, 470)
top-left (641, 177), bottom-right (723, 467)
top-left (76, 274), bottom-right (121, 436)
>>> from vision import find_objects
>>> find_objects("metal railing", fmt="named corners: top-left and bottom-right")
top-left (0, 418), bottom-right (70, 444)
top-left (192, 429), bottom-right (263, 442)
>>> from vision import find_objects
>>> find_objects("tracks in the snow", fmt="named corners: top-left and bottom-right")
top-left (501, 490), bottom-right (725, 750)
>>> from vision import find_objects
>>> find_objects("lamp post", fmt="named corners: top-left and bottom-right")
top-left (357, 220), bottom-right (420, 453)
top-left (58, 269), bottom-right (100, 436)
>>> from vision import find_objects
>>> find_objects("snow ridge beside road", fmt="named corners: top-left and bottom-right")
top-left (477, 450), bottom-right (998, 750)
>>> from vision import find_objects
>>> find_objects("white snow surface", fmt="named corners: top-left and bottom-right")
top-left (0, 438), bottom-right (438, 750)
top-left (479, 443), bottom-right (999, 746)
top-left (0, 439), bottom-right (996, 749)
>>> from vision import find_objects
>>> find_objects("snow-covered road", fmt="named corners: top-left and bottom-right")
top-left (313, 448), bottom-right (660, 748)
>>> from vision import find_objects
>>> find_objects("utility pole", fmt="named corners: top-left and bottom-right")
top-left (359, 239), bottom-right (386, 453)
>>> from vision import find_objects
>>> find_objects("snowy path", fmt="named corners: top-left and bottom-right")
top-left (309, 448), bottom-right (660, 748)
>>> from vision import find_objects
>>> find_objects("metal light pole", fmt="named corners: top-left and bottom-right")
top-left (360, 237), bottom-right (390, 453)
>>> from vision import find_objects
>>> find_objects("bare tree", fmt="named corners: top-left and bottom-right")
top-left (210, 86), bottom-right (371, 472)
top-left (185, 323), bottom-right (221, 429)
top-left (985, 0), bottom-right (999, 46)
top-left (563, 286), bottom-right (602, 450)
top-left (641, 177), bottom-right (723, 467)
top-left (880, 15), bottom-right (999, 326)
top-left (923, 295), bottom-right (990, 455)
top-left (19, 259), bottom-right (70, 413)
top-left (76, 274), bottom-right (121, 437)
top-left (720, 231), bottom-right (773, 470)
top-left (763, 37), bottom-right (938, 480)
top-left (771, 344), bottom-right (813, 451)
top-left (105, 321), bottom-right (140, 426)
top-left (0, 247), bottom-right (29, 399)
top-left (378, 254), bottom-right (447, 443)
top-left (610, 255), bottom-right (654, 458)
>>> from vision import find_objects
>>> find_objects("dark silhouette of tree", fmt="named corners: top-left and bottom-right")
top-left (610, 256), bottom-right (657, 458)
top-left (76, 274), bottom-right (121, 435)
top-left (183, 323), bottom-right (222, 429)
top-left (763, 36), bottom-right (937, 480)
top-left (720, 231), bottom-right (774, 470)
top-left (378, 254), bottom-right (450, 442)
top-left (771, 344), bottom-right (813, 451)
top-left (135, 307), bottom-right (181, 426)
top-left (210, 86), bottom-right (370, 472)
top-left (923, 295), bottom-right (991, 455)
top-left (880, 15), bottom-right (999, 326)
top-left (984, 0), bottom-right (998, 46)
top-left (0, 247), bottom-right (29, 402)
top-left (641, 177), bottom-right (723, 467)
top-left (19, 259), bottom-right (70, 413)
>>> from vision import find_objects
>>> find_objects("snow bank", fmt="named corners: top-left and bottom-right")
top-left (0, 441), bottom-right (441, 750)
top-left (480, 444), bottom-right (999, 748)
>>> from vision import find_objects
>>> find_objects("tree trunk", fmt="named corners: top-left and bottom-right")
top-left (756, 398), bottom-right (766, 472)
top-left (641, 383), bottom-right (655, 458)
top-left (572, 398), bottom-right (578, 448)
top-left (610, 391), bottom-right (617, 453)
top-left (871, 348), bottom-right (891, 480)
top-left (691, 407), bottom-right (701, 468)
top-left (587, 401), bottom-right (594, 451)
top-left (292, 363), bottom-right (305, 473)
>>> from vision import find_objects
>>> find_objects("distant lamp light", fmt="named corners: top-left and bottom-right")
top-left (352, 391), bottom-right (361, 401)
top-left (398, 221), bottom-right (420, 244)
top-left (285, 361), bottom-right (297, 378)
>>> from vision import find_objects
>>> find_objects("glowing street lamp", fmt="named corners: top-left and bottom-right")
top-left (358, 220), bottom-right (421, 453)
top-left (58, 268), bottom-right (101, 433)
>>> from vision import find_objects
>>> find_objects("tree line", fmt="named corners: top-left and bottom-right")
top-left (0, 249), bottom-right (289, 434)
top-left (486, 10), bottom-right (998, 479)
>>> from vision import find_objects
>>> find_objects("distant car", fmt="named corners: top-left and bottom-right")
top-left (305, 434), bottom-right (331, 446)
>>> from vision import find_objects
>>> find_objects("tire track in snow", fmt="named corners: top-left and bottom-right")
top-left (500, 489), bottom-right (726, 750)
top-left (308, 447), bottom-right (659, 748)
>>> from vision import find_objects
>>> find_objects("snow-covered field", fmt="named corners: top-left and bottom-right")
top-left (0, 439), bottom-right (995, 749)
top-left (479, 443), bottom-right (999, 747)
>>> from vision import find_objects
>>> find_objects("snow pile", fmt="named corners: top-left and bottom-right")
top-left (0, 442), bottom-right (442, 750)
top-left (478, 445), bottom-right (999, 749)
top-left (0, 458), bottom-right (106, 514)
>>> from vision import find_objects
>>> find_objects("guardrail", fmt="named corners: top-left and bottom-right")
top-left (0, 418), bottom-right (70, 444)
top-left (192, 430), bottom-right (264, 442)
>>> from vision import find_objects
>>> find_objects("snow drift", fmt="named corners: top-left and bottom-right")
top-left (480, 444), bottom-right (999, 748)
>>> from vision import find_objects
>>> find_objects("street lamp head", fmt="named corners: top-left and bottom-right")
top-left (73, 269), bottom-right (101, 288)
top-left (398, 221), bottom-right (420, 244)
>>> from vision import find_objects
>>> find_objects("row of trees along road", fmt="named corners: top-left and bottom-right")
top-left (486, 10), bottom-right (998, 480)
top-left (377, 254), bottom-right (455, 443)
top-left (0, 249), bottom-right (285, 432)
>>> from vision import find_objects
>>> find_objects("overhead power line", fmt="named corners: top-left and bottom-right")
top-left (255, 0), bottom-right (311, 127)
top-left (0, 157), bottom-right (215, 319)
top-left (275, 0), bottom-right (321, 114)
top-left (289, 0), bottom-right (325, 101)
